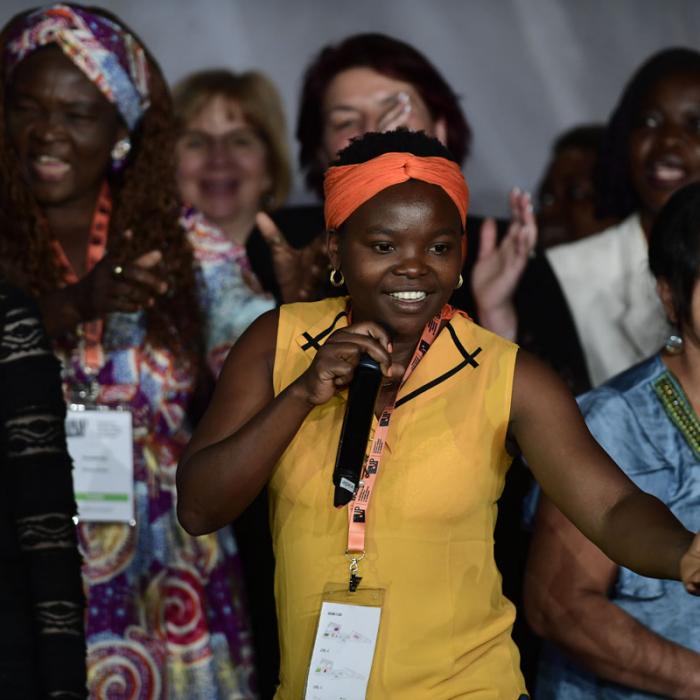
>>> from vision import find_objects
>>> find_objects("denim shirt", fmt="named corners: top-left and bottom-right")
top-left (535, 354), bottom-right (700, 700)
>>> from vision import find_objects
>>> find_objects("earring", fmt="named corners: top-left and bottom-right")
top-left (111, 137), bottom-right (132, 170)
top-left (454, 274), bottom-right (463, 290)
top-left (329, 268), bottom-right (345, 288)
top-left (665, 334), bottom-right (684, 354)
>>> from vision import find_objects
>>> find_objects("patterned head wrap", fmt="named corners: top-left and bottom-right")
top-left (324, 152), bottom-right (469, 231)
top-left (4, 3), bottom-right (150, 131)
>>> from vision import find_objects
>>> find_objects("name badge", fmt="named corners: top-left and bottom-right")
top-left (65, 408), bottom-right (134, 523)
top-left (305, 586), bottom-right (383, 700)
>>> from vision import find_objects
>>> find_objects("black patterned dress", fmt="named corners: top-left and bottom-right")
top-left (0, 283), bottom-right (87, 699)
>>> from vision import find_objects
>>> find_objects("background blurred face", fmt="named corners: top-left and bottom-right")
top-left (628, 71), bottom-right (700, 224)
top-left (176, 95), bottom-right (272, 225)
top-left (320, 67), bottom-right (447, 166)
top-left (6, 46), bottom-right (123, 208)
top-left (537, 146), bottom-right (619, 248)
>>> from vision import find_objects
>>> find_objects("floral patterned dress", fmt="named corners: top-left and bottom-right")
top-left (183, 208), bottom-right (275, 377)
top-left (58, 217), bottom-right (273, 699)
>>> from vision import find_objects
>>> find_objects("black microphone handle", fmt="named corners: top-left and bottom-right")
top-left (332, 354), bottom-right (383, 507)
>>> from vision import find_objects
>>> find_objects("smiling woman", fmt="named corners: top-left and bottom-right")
top-left (6, 47), bottom-right (124, 211)
top-left (0, 5), bottom-right (258, 698)
top-left (177, 129), bottom-right (700, 699)
top-left (173, 69), bottom-right (291, 374)
top-left (546, 48), bottom-right (700, 387)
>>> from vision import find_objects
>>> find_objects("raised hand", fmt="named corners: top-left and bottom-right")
top-left (377, 91), bottom-right (412, 132)
top-left (681, 530), bottom-right (700, 595)
top-left (75, 234), bottom-right (168, 318)
top-left (472, 188), bottom-right (537, 340)
top-left (293, 322), bottom-right (394, 406)
top-left (256, 212), bottom-right (329, 303)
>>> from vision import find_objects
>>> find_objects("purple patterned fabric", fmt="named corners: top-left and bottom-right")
top-left (5, 3), bottom-right (149, 131)
top-left (55, 239), bottom-right (258, 697)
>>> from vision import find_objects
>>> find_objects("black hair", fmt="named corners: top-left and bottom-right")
top-left (537, 124), bottom-right (606, 204)
top-left (553, 124), bottom-right (606, 155)
top-left (649, 181), bottom-right (700, 329)
top-left (597, 47), bottom-right (700, 219)
top-left (332, 128), bottom-right (458, 167)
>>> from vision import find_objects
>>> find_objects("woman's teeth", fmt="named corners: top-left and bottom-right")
top-left (653, 163), bottom-right (685, 182)
top-left (32, 155), bottom-right (70, 179)
top-left (390, 291), bottom-right (426, 301)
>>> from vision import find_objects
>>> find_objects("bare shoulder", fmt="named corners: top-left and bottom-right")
top-left (510, 348), bottom-right (577, 425)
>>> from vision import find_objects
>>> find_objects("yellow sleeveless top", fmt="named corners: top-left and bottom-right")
top-left (271, 297), bottom-right (526, 699)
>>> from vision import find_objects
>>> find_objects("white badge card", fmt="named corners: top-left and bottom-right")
top-left (66, 409), bottom-right (134, 523)
top-left (304, 587), bottom-right (383, 700)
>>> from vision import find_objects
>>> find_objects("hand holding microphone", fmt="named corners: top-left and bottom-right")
top-left (290, 321), bottom-right (394, 506)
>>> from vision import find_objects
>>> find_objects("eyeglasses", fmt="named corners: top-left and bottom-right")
top-left (178, 127), bottom-right (266, 160)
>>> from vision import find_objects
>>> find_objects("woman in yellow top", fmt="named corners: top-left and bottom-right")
top-left (177, 130), bottom-right (700, 699)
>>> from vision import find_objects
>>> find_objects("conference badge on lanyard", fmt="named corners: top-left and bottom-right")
top-left (304, 305), bottom-right (464, 699)
top-left (304, 584), bottom-right (384, 700)
top-left (66, 402), bottom-right (134, 524)
top-left (58, 184), bottom-right (136, 524)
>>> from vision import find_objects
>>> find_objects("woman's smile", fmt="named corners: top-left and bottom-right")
top-left (30, 153), bottom-right (72, 182)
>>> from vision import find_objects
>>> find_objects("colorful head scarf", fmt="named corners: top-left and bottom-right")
top-left (323, 152), bottom-right (469, 231)
top-left (4, 3), bottom-right (150, 131)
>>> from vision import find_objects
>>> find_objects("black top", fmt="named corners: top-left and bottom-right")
top-left (0, 283), bottom-right (87, 700)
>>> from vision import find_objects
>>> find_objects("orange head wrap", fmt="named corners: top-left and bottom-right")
top-left (323, 152), bottom-right (469, 231)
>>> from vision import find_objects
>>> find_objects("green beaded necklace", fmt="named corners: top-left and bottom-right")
top-left (653, 372), bottom-right (700, 460)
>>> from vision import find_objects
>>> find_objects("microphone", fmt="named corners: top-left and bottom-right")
top-left (332, 353), bottom-right (383, 507)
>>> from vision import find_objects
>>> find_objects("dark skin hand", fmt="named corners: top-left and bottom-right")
top-left (41, 241), bottom-right (169, 337)
top-left (255, 211), bottom-right (329, 302)
top-left (6, 46), bottom-right (169, 337)
top-left (177, 179), bottom-right (700, 594)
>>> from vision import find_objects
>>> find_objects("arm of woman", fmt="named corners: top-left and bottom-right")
top-left (524, 495), bottom-right (700, 699)
top-left (176, 310), bottom-right (393, 535)
top-left (510, 350), bottom-right (699, 585)
top-left (177, 309), bottom-right (309, 534)
top-left (1, 289), bottom-right (87, 698)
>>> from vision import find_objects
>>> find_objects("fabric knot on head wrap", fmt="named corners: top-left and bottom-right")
top-left (4, 3), bottom-right (150, 131)
top-left (323, 152), bottom-right (469, 231)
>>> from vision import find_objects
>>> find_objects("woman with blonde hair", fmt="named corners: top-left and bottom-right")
top-left (174, 69), bottom-right (297, 374)
top-left (175, 69), bottom-right (297, 697)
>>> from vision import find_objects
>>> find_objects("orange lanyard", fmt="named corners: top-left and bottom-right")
top-left (50, 183), bottom-right (112, 374)
top-left (345, 304), bottom-right (466, 591)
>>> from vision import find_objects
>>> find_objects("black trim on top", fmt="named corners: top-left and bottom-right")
top-left (395, 321), bottom-right (482, 409)
top-left (300, 310), bottom-right (348, 351)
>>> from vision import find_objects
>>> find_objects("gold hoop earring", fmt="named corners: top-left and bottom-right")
top-left (329, 268), bottom-right (345, 288)
top-left (454, 274), bottom-right (463, 290)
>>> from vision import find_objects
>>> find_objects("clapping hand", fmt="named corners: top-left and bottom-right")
top-left (256, 212), bottom-right (329, 303)
top-left (471, 188), bottom-right (537, 340)
top-left (75, 230), bottom-right (168, 318)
